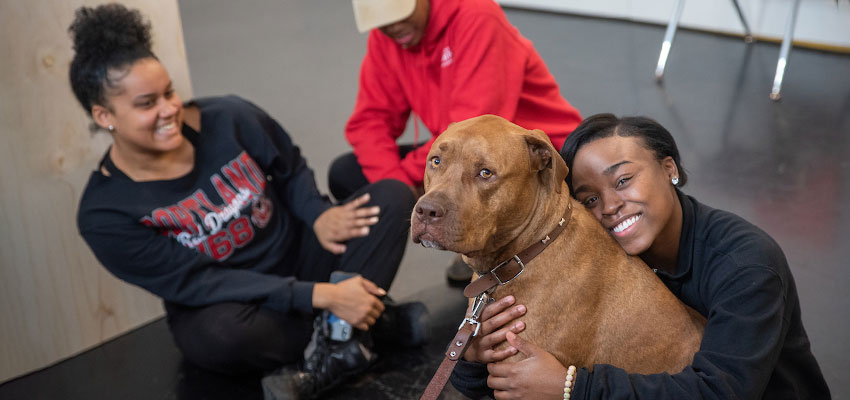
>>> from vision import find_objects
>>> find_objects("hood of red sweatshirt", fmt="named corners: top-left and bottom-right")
top-left (411, 0), bottom-right (459, 54)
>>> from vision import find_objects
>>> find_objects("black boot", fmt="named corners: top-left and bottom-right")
top-left (261, 313), bottom-right (376, 400)
top-left (371, 297), bottom-right (430, 349)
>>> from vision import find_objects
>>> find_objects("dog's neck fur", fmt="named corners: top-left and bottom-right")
top-left (465, 182), bottom-right (572, 274)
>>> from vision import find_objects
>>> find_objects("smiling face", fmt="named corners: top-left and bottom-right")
top-left (91, 57), bottom-right (184, 157)
top-left (571, 135), bottom-right (682, 264)
top-left (378, 0), bottom-right (429, 49)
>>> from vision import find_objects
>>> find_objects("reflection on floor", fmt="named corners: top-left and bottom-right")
top-left (2, 2), bottom-right (848, 399)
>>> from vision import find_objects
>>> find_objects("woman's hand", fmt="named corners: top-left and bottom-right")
top-left (463, 295), bottom-right (528, 364)
top-left (313, 193), bottom-right (380, 254)
top-left (487, 332), bottom-right (568, 400)
top-left (312, 276), bottom-right (386, 330)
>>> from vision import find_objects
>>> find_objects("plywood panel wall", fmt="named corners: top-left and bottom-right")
top-left (0, 0), bottom-right (193, 382)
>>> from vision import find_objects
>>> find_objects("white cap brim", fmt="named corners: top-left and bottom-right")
top-left (352, 0), bottom-right (417, 33)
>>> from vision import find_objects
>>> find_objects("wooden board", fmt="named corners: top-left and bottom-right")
top-left (0, 0), bottom-right (193, 382)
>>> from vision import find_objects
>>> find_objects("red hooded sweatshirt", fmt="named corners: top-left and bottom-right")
top-left (345, 0), bottom-right (582, 187)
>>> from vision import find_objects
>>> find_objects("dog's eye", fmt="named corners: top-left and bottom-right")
top-left (479, 169), bottom-right (493, 179)
top-left (430, 157), bottom-right (441, 168)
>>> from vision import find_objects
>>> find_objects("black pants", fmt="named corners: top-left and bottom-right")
top-left (328, 145), bottom-right (418, 201)
top-left (165, 179), bottom-right (416, 376)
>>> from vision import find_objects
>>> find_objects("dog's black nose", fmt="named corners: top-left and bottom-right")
top-left (414, 199), bottom-right (445, 222)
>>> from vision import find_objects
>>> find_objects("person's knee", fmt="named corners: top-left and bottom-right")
top-left (365, 179), bottom-right (416, 222)
top-left (182, 318), bottom-right (264, 374)
top-left (173, 308), bottom-right (301, 375)
top-left (328, 153), bottom-right (364, 201)
top-left (328, 153), bottom-right (358, 183)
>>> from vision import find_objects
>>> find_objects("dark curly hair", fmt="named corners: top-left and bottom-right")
top-left (559, 114), bottom-right (688, 195)
top-left (68, 3), bottom-right (157, 115)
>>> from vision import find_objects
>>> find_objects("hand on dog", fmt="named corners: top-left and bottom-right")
top-left (463, 296), bottom-right (527, 364)
top-left (313, 193), bottom-right (380, 254)
top-left (487, 332), bottom-right (568, 400)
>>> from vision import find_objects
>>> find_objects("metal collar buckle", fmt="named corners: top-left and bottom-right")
top-left (491, 255), bottom-right (525, 286)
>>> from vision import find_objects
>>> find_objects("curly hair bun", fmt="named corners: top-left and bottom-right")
top-left (69, 3), bottom-right (152, 61)
top-left (68, 3), bottom-right (157, 115)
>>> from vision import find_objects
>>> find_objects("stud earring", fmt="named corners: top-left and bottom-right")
top-left (671, 176), bottom-right (679, 186)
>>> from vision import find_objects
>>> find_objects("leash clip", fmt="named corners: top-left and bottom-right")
top-left (458, 292), bottom-right (491, 337)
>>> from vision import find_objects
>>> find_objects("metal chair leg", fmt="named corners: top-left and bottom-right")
top-left (655, 0), bottom-right (685, 81)
top-left (730, 0), bottom-right (753, 42)
top-left (770, 0), bottom-right (802, 101)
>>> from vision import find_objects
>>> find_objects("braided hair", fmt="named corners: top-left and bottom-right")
top-left (68, 3), bottom-right (157, 115)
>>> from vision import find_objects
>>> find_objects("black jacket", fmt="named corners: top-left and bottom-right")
top-left (450, 191), bottom-right (830, 399)
top-left (77, 96), bottom-right (331, 315)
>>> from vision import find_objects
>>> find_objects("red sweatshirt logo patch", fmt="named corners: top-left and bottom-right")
top-left (441, 46), bottom-right (453, 68)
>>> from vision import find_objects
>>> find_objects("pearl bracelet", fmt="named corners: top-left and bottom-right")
top-left (563, 365), bottom-right (576, 399)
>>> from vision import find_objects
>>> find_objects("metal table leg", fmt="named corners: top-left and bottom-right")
top-left (731, 0), bottom-right (753, 42)
top-left (770, 0), bottom-right (802, 101)
top-left (655, 0), bottom-right (685, 81)
top-left (655, 0), bottom-right (751, 81)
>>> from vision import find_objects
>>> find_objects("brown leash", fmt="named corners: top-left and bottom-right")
top-left (420, 292), bottom-right (489, 400)
top-left (419, 203), bottom-right (572, 400)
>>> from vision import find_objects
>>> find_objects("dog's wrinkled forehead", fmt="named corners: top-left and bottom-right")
top-left (432, 115), bottom-right (529, 159)
top-left (442, 114), bottom-right (529, 141)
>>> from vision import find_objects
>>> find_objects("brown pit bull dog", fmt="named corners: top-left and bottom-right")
top-left (410, 115), bottom-right (705, 374)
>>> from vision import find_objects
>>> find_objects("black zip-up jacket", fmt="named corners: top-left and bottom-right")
top-left (450, 191), bottom-right (830, 399)
top-left (77, 96), bottom-right (331, 315)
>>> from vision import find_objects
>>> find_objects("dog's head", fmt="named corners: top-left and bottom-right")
top-left (410, 115), bottom-right (568, 269)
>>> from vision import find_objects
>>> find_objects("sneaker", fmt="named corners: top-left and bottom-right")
top-left (262, 313), bottom-right (376, 400)
top-left (446, 254), bottom-right (473, 286)
top-left (371, 297), bottom-right (429, 349)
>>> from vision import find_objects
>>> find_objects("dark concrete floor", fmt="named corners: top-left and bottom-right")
top-left (0, 284), bottom-right (469, 400)
top-left (1, 2), bottom-right (848, 399)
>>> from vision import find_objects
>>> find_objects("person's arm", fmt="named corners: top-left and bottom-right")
top-left (228, 96), bottom-right (383, 253)
top-left (398, 13), bottom-right (528, 184)
top-left (451, 360), bottom-right (494, 399)
top-left (345, 33), bottom-right (413, 185)
top-left (231, 96), bottom-right (332, 226)
top-left (488, 266), bottom-right (788, 399)
top-left (80, 216), bottom-right (317, 315)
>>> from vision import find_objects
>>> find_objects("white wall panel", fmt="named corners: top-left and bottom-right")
top-left (499, 0), bottom-right (850, 49)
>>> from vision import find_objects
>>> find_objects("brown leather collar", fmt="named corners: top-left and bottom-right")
top-left (462, 201), bottom-right (572, 298)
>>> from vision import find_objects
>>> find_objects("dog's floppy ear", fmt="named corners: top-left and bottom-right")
top-left (525, 130), bottom-right (569, 194)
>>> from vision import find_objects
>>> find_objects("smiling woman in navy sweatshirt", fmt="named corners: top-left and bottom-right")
top-left (69, 4), bottom-right (421, 397)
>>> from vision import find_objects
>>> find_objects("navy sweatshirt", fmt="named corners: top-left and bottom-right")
top-left (449, 191), bottom-right (830, 399)
top-left (77, 96), bottom-right (331, 315)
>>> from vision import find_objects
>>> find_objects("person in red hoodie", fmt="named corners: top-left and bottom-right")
top-left (333, 0), bottom-right (583, 283)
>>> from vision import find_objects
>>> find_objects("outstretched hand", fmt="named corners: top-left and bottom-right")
top-left (313, 193), bottom-right (380, 254)
top-left (487, 332), bottom-right (568, 400)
